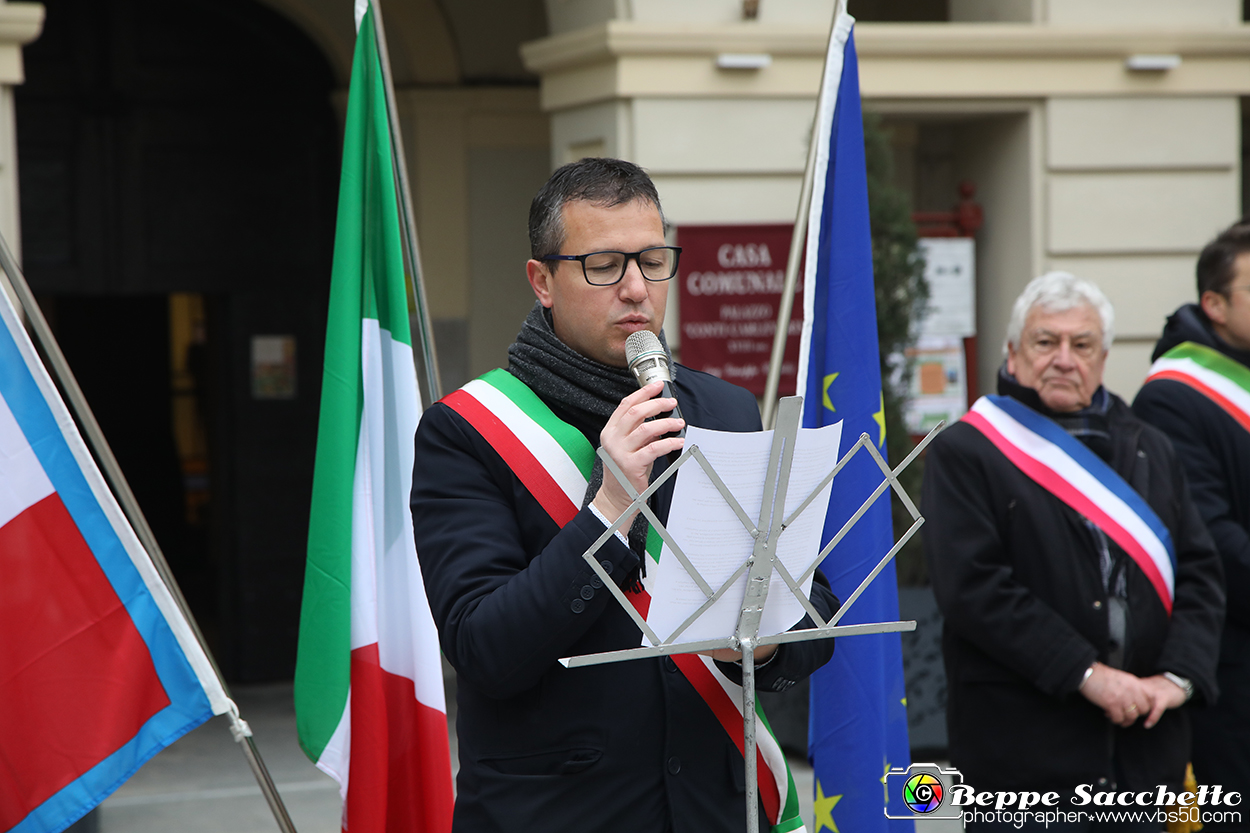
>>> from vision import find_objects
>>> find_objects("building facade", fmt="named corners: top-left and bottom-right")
top-left (2, 0), bottom-right (1246, 680)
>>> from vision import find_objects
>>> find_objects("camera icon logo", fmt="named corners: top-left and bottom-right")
top-left (903, 772), bottom-right (944, 813)
top-left (884, 763), bottom-right (964, 820)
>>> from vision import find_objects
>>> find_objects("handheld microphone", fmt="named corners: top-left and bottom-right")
top-left (625, 330), bottom-right (684, 438)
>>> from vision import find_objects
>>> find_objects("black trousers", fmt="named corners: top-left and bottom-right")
top-left (1191, 650), bottom-right (1250, 833)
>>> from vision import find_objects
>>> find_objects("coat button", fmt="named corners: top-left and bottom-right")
top-left (667, 756), bottom-right (681, 775)
top-left (580, 585), bottom-right (595, 600)
top-left (601, 559), bottom-right (613, 573)
top-left (665, 657), bottom-right (678, 672)
top-left (1093, 600), bottom-right (1103, 610)
top-left (571, 599), bottom-right (585, 614)
top-left (589, 575), bottom-right (603, 589)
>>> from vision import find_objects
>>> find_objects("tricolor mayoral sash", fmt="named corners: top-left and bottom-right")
top-left (961, 395), bottom-right (1177, 615)
top-left (1146, 341), bottom-right (1250, 435)
top-left (442, 368), bottom-right (806, 833)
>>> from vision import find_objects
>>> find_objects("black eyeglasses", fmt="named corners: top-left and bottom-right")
top-left (541, 246), bottom-right (682, 286)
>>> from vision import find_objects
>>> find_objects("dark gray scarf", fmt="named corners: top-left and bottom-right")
top-left (506, 302), bottom-right (674, 578)
top-left (506, 302), bottom-right (674, 424)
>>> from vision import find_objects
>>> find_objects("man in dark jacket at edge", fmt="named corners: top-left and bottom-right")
top-left (922, 271), bottom-right (1224, 832)
top-left (410, 157), bottom-right (839, 833)
top-left (1133, 221), bottom-right (1250, 831)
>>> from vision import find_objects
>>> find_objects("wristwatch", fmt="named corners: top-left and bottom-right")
top-left (1162, 671), bottom-right (1194, 702)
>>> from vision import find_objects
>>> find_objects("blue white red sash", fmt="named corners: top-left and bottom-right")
top-left (961, 395), bottom-right (1176, 615)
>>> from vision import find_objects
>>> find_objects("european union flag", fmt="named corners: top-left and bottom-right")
top-left (796, 13), bottom-right (913, 833)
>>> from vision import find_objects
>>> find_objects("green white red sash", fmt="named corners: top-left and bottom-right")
top-left (1146, 341), bottom-right (1250, 435)
top-left (441, 368), bottom-right (806, 833)
top-left (961, 395), bottom-right (1177, 615)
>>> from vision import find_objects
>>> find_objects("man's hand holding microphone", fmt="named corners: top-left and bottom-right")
top-left (593, 332), bottom-right (776, 663)
top-left (591, 331), bottom-right (685, 527)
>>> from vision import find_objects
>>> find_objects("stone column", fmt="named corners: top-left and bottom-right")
top-left (0, 2), bottom-right (45, 307)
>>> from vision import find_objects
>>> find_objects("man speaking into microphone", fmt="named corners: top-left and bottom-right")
top-left (411, 157), bottom-right (838, 833)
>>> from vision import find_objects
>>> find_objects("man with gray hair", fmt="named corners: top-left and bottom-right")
top-left (922, 272), bottom-right (1224, 830)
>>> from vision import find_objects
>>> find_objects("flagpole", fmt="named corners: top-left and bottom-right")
top-left (760, 0), bottom-right (848, 429)
top-left (370, 0), bottom-right (443, 402)
top-left (0, 234), bottom-right (299, 833)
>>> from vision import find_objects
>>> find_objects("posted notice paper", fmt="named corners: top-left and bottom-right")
top-left (644, 420), bottom-right (843, 645)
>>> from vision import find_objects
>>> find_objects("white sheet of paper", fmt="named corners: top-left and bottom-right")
top-left (644, 420), bottom-right (843, 645)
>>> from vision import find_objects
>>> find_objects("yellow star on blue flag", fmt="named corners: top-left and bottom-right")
top-left (814, 780), bottom-right (843, 833)
top-left (873, 391), bottom-right (886, 447)
top-left (822, 372), bottom-right (840, 412)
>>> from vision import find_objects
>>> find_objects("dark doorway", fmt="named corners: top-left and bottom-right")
top-left (17, 0), bottom-right (339, 681)
top-left (47, 295), bottom-right (211, 615)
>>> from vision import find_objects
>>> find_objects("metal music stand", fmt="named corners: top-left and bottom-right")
top-left (559, 396), bottom-right (942, 833)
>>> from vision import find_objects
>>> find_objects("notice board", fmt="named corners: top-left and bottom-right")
top-left (675, 224), bottom-right (802, 397)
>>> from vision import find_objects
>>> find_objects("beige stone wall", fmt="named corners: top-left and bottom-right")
top-left (1043, 95), bottom-right (1241, 399)
top-left (401, 88), bottom-right (551, 385)
top-left (1044, 0), bottom-right (1240, 27)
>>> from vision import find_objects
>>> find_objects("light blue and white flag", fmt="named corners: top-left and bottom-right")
top-left (0, 282), bottom-right (230, 833)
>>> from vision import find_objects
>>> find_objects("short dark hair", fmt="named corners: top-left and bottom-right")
top-left (1196, 218), bottom-right (1250, 296)
top-left (528, 157), bottom-right (666, 260)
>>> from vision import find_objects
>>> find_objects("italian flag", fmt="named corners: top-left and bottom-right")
top-left (293, 2), bottom-right (454, 831)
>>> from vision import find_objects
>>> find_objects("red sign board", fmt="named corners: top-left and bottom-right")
top-left (675, 224), bottom-right (803, 396)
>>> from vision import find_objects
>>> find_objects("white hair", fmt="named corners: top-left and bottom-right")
top-left (1003, 271), bottom-right (1115, 357)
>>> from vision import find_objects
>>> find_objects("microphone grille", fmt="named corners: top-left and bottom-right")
top-left (625, 330), bottom-right (664, 365)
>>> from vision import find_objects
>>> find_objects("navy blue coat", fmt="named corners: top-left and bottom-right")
top-left (1134, 305), bottom-right (1250, 642)
top-left (411, 365), bottom-right (838, 833)
top-left (1133, 304), bottom-right (1250, 805)
top-left (923, 383), bottom-right (1223, 793)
